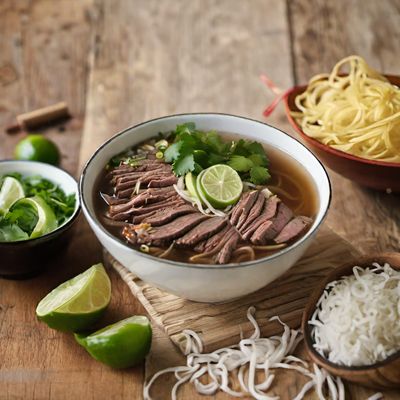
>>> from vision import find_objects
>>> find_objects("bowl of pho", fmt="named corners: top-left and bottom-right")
top-left (80, 113), bottom-right (331, 302)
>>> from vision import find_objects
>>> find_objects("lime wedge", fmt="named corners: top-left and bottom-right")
top-left (15, 196), bottom-right (58, 238)
top-left (36, 263), bottom-right (111, 331)
top-left (185, 172), bottom-right (200, 201)
top-left (75, 315), bottom-right (152, 368)
top-left (198, 164), bottom-right (243, 208)
top-left (0, 177), bottom-right (25, 215)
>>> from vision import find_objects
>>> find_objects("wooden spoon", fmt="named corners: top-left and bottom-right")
top-left (302, 252), bottom-right (400, 390)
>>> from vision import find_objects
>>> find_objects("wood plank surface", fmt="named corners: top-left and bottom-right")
top-left (0, 1), bottom-right (142, 399)
top-left (288, 0), bottom-right (400, 254)
top-left (0, 0), bottom-right (399, 399)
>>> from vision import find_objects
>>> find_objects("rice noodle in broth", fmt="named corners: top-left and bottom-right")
top-left (94, 130), bottom-right (317, 265)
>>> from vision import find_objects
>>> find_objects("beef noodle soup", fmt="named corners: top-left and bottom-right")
top-left (94, 125), bottom-right (317, 265)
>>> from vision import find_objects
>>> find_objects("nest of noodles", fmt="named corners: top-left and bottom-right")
top-left (291, 55), bottom-right (400, 163)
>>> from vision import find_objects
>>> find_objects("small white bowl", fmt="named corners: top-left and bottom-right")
top-left (80, 114), bottom-right (331, 302)
top-left (0, 160), bottom-right (80, 278)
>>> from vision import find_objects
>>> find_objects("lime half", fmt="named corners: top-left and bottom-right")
top-left (15, 196), bottom-right (58, 238)
top-left (198, 164), bottom-right (243, 208)
top-left (75, 315), bottom-right (152, 369)
top-left (0, 177), bottom-right (25, 215)
top-left (36, 263), bottom-right (111, 331)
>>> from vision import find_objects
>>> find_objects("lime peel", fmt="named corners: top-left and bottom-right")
top-left (16, 196), bottom-right (58, 238)
top-left (185, 172), bottom-right (200, 201)
top-left (75, 315), bottom-right (152, 368)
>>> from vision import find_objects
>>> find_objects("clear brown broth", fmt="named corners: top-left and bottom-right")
top-left (94, 134), bottom-right (318, 264)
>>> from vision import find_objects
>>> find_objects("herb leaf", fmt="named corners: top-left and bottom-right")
top-left (250, 166), bottom-right (271, 184)
top-left (228, 155), bottom-right (254, 172)
top-left (163, 123), bottom-right (271, 185)
top-left (0, 221), bottom-right (29, 242)
top-left (7, 201), bottom-right (38, 235)
top-left (164, 142), bottom-right (182, 163)
top-left (173, 154), bottom-right (195, 176)
top-left (176, 122), bottom-right (196, 136)
top-left (248, 153), bottom-right (267, 167)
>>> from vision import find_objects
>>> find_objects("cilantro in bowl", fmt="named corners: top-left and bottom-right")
top-left (0, 173), bottom-right (76, 242)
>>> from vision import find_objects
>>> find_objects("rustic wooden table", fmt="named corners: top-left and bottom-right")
top-left (1, 1), bottom-right (399, 399)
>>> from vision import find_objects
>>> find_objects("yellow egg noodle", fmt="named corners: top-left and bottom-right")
top-left (292, 55), bottom-right (400, 162)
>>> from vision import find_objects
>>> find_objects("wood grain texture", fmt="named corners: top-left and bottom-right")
top-left (288, 0), bottom-right (400, 255)
top-left (0, 0), bottom-right (92, 175)
top-left (0, 1), bottom-right (141, 399)
top-left (79, 0), bottom-right (293, 169)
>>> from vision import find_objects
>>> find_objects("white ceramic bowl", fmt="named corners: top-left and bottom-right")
top-left (80, 114), bottom-right (331, 302)
top-left (0, 160), bottom-right (80, 278)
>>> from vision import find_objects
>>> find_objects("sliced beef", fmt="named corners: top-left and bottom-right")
top-left (115, 174), bottom-right (176, 197)
top-left (132, 210), bottom-right (159, 224)
top-left (115, 171), bottom-right (173, 190)
top-left (176, 217), bottom-right (227, 247)
top-left (250, 202), bottom-right (293, 245)
top-left (109, 164), bottom-right (136, 177)
top-left (214, 229), bottom-right (241, 264)
top-left (144, 205), bottom-right (197, 226)
top-left (111, 162), bottom-right (167, 179)
top-left (100, 192), bottom-right (127, 206)
top-left (237, 191), bottom-right (265, 232)
top-left (116, 187), bottom-right (137, 199)
top-left (274, 216), bottom-right (312, 244)
top-left (130, 187), bottom-right (176, 207)
top-left (138, 213), bottom-right (208, 246)
top-left (108, 162), bottom-right (153, 179)
top-left (241, 196), bottom-right (280, 240)
top-left (229, 191), bottom-right (252, 225)
top-left (235, 191), bottom-right (260, 230)
top-left (129, 198), bottom-right (185, 216)
top-left (111, 198), bottom-right (184, 221)
top-left (115, 164), bottom-right (172, 183)
top-left (148, 176), bottom-right (178, 187)
top-left (109, 187), bottom-right (176, 215)
top-left (194, 224), bottom-right (232, 253)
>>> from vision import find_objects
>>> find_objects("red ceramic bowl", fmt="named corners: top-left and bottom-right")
top-left (284, 75), bottom-right (400, 192)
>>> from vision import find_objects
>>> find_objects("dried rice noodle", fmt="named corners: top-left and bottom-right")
top-left (143, 307), bottom-right (346, 400)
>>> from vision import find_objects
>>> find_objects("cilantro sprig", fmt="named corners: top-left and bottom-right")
top-left (163, 123), bottom-right (270, 185)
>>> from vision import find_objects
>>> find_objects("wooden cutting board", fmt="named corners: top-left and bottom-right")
top-left (104, 225), bottom-right (359, 354)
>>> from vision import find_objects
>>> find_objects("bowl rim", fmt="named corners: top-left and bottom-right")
top-left (302, 252), bottom-right (400, 372)
top-left (0, 159), bottom-right (81, 246)
top-left (79, 112), bottom-right (332, 270)
top-left (285, 85), bottom-right (400, 169)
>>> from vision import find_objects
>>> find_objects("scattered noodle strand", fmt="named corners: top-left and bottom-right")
top-left (143, 307), bottom-right (347, 400)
